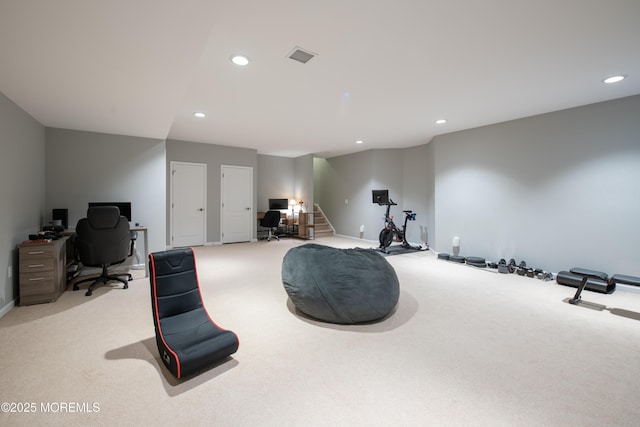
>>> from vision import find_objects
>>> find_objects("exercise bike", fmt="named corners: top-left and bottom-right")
top-left (377, 199), bottom-right (423, 253)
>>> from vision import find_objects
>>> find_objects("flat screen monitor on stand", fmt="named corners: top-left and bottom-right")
top-left (268, 198), bottom-right (289, 211)
top-left (372, 189), bottom-right (390, 205)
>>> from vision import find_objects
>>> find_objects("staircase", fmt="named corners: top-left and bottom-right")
top-left (312, 204), bottom-right (334, 238)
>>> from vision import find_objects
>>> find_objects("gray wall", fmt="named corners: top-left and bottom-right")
top-left (314, 149), bottom-right (429, 243)
top-left (0, 92), bottom-right (46, 315)
top-left (315, 95), bottom-right (640, 276)
top-left (432, 95), bottom-right (640, 275)
top-left (403, 144), bottom-right (434, 246)
top-left (166, 139), bottom-right (257, 244)
top-left (314, 151), bottom-right (377, 239)
top-left (46, 128), bottom-right (166, 255)
top-left (257, 155), bottom-right (294, 212)
top-left (294, 154), bottom-right (314, 212)
top-left (256, 154), bottom-right (314, 214)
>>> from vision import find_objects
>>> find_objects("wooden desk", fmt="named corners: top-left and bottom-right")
top-left (256, 212), bottom-right (287, 220)
top-left (257, 212), bottom-right (289, 239)
top-left (257, 212), bottom-right (314, 239)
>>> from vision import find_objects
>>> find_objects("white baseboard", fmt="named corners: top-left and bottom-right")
top-left (0, 299), bottom-right (16, 319)
top-left (617, 283), bottom-right (640, 294)
top-left (333, 233), bottom-right (377, 245)
top-left (332, 234), bottom-right (429, 251)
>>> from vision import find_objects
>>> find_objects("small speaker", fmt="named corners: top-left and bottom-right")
top-left (52, 208), bottom-right (68, 228)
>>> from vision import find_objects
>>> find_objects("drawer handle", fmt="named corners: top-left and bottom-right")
top-left (28, 264), bottom-right (45, 268)
top-left (28, 251), bottom-right (45, 255)
top-left (28, 277), bottom-right (45, 281)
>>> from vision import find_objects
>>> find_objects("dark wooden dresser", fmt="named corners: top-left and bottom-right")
top-left (18, 237), bottom-right (68, 305)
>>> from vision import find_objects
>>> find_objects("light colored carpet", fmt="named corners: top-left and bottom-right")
top-left (1, 236), bottom-right (640, 426)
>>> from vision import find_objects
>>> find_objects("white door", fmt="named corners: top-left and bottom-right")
top-left (171, 162), bottom-right (206, 247)
top-left (221, 165), bottom-right (253, 243)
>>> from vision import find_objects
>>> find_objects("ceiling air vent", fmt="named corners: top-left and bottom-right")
top-left (288, 46), bottom-right (316, 64)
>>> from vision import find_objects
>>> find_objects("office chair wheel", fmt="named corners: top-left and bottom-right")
top-left (124, 283), bottom-right (129, 289)
top-left (85, 290), bottom-right (92, 296)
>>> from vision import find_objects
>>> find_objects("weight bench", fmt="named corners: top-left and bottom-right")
top-left (567, 268), bottom-right (610, 304)
top-left (558, 268), bottom-right (612, 297)
top-left (565, 268), bottom-right (640, 305)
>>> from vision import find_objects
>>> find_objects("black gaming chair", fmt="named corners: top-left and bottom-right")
top-left (260, 210), bottom-right (281, 241)
top-left (74, 206), bottom-right (133, 296)
top-left (148, 247), bottom-right (239, 379)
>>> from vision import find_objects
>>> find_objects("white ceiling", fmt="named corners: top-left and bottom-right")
top-left (1, 0), bottom-right (639, 158)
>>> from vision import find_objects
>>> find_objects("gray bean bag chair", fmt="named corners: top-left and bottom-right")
top-left (282, 244), bottom-right (400, 324)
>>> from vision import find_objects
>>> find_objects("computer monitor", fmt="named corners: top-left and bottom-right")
top-left (52, 208), bottom-right (68, 228)
top-left (88, 202), bottom-right (132, 221)
top-left (268, 198), bottom-right (289, 210)
top-left (372, 189), bottom-right (389, 205)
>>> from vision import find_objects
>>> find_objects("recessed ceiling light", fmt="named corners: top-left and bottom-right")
top-left (602, 74), bottom-right (626, 84)
top-left (193, 112), bottom-right (206, 118)
top-left (230, 54), bottom-right (250, 66)
top-left (435, 119), bottom-right (447, 124)
top-left (355, 140), bottom-right (364, 144)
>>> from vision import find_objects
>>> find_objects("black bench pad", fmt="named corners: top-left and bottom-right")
top-left (611, 274), bottom-right (640, 286)
top-left (569, 267), bottom-right (608, 281)
top-left (557, 271), bottom-right (615, 294)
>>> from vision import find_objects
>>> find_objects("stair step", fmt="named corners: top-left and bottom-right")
top-left (310, 204), bottom-right (333, 237)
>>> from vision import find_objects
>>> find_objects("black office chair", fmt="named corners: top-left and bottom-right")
top-left (260, 210), bottom-right (281, 241)
top-left (73, 206), bottom-right (134, 296)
